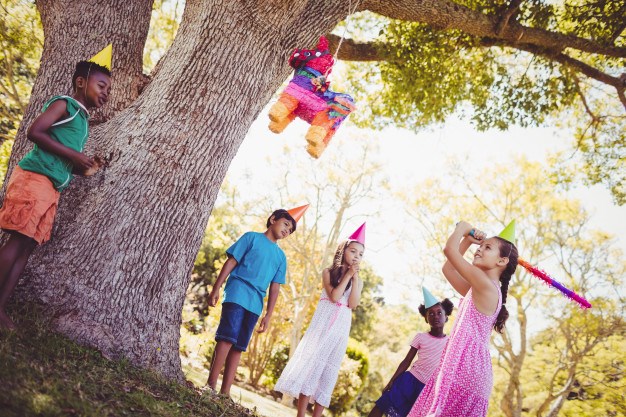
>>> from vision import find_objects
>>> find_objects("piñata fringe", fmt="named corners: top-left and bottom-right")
top-left (518, 258), bottom-right (592, 309)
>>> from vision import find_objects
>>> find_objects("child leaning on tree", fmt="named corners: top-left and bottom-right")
top-left (0, 45), bottom-right (113, 330)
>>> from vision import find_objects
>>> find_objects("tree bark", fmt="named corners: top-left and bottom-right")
top-left (5, 0), bottom-right (352, 379)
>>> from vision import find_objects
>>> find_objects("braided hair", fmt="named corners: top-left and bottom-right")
top-left (493, 236), bottom-right (518, 333)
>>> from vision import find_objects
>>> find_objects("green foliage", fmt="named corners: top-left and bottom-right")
top-left (143, 0), bottom-right (184, 71)
top-left (329, 338), bottom-right (370, 415)
top-left (262, 344), bottom-right (290, 387)
top-left (351, 21), bottom-right (579, 132)
top-left (562, 0), bottom-right (626, 42)
top-left (0, 0), bottom-right (42, 145)
top-left (350, 264), bottom-right (383, 342)
top-left (568, 99), bottom-right (626, 205)
top-left (343, 5), bottom-right (625, 203)
top-left (0, 303), bottom-right (256, 417)
top-left (346, 338), bottom-right (370, 380)
top-left (521, 301), bottom-right (625, 416)
top-left (353, 370), bottom-right (384, 416)
top-left (0, 137), bottom-right (14, 183)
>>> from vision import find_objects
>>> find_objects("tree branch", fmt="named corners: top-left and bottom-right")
top-left (327, 34), bottom-right (395, 62)
top-left (361, 0), bottom-right (626, 58)
top-left (515, 44), bottom-right (626, 110)
top-left (609, 21), bottom-right (626, 43)
top-left (572, 75), bottom-right (600, 122)
top-left (329, 11), bottom-right (625, 99)
top-left (495, 0), bottom-right (522, 37)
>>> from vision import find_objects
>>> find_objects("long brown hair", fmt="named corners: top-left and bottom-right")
top-left (328, 240), bottom-right (364, 289)
top-left (493, 236), bottom-right (518, 333)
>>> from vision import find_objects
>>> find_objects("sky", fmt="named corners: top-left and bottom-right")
top-left (219, 106), bottom-right (625, 307)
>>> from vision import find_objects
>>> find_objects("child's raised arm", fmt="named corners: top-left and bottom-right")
top-left (27, 100), bottom-right (94, 172)
top-left (443, 222), bottom-right (493, 295)
top-left (442, 232), bottom-right (483, 296)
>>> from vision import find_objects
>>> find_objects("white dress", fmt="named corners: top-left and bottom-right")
top-left (275, 286), bottom-right (353, 407)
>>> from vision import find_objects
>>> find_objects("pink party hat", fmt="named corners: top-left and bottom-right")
top-left (348, 222), bottom-right (366, 245)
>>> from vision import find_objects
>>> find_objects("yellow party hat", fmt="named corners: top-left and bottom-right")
top-left (89, 44), bottom-right (112, 70)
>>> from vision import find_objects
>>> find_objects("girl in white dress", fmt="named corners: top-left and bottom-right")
top-left (275, 224), bottom-right (365, 417)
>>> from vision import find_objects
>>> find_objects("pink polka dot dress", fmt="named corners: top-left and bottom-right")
top-left (408, 283), bottom-right (501, 417)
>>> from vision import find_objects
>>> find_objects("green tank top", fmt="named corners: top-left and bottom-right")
top-left (19, 95), bottom-right (89, 191)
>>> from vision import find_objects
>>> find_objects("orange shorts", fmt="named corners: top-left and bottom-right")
top-left (0, 166), bottom-right (60, 244)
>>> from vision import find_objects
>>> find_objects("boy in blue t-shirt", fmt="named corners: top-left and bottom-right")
top-left (206, 207), bottom-right (305, 395)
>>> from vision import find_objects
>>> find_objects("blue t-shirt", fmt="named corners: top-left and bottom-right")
top-left (223, 231), bottom-right (287, 315)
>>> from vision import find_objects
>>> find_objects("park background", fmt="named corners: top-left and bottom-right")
top-left (1, 1), bottom-right (624, 416)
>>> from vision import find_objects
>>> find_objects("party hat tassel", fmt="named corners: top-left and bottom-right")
top-left (518, 258), bottom-right (592, 309)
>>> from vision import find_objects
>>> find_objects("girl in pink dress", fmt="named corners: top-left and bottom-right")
top-left (275, 235), bottom-right (364, 417)
top-left (408, 221), bottom-right (518, 417)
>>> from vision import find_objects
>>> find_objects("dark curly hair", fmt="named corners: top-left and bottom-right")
top-left (418, 298), bottom-right (454, 322)
top-left (72, 61), bottom-right (111, 90)
top-left (493, 236), bottom-right (518, 333)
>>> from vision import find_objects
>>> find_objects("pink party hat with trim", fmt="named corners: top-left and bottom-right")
top-left (348, 222), bottom-right (366, 245)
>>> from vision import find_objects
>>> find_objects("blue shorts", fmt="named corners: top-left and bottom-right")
top-left (215, 302), bottom-right (260, 352)
top-left (375, 371), bottom-right (426, 417)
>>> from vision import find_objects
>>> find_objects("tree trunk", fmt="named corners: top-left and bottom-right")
top-left (543, 367), bottom-right (577, 417)
top-left (6, 0), bottom-right (350, 379)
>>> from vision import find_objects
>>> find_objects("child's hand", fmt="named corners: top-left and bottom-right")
top-left (257, 315), bottom-right (270, 333)
top-left (71, 152), bottom-right (95, 171)
top-left (83, 155), bottom-right (107, 176)
top-left (208, 288), bottom-right (220, 307)
top-left (455, 221), bottom-right (474, 236)
top-left (348, 263), bottom-right (360, 277)
top-left (468, 228), bottom-right (486, 244)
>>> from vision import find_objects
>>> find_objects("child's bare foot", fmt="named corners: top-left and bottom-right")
top-left (0, 310), bottom-right (16, 330)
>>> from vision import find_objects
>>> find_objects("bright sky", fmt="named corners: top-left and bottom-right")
top-left (222, 107), bottom-right (625, 307)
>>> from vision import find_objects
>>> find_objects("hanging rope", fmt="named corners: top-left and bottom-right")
top-left (334, 0), bottom-right (362, 59)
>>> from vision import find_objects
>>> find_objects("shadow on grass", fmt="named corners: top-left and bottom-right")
top-left (0, 303), bottom-right (258, 417)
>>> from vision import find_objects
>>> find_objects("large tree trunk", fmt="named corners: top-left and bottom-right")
top-left (6, 0), bottom-right (350, 379)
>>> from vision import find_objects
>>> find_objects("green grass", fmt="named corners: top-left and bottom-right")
top-left (0, 303), bottom-right (257, 417)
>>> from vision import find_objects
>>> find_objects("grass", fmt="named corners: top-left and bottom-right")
top-left (0, 303), bottom-right (257, 417)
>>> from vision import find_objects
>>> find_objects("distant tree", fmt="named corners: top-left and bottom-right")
top-left (0, 0), bottom-right (42, 145)
top-left (526, 305), bottom-right (625, 417)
